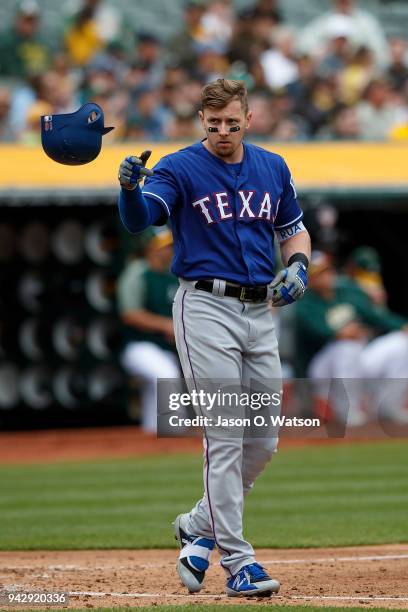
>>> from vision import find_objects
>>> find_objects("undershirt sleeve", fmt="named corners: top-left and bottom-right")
top-left (118, 186), bottom-right (167, 234)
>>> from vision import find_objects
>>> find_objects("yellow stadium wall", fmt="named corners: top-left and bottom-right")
top-left (0, 142), bottom-right (407, 190)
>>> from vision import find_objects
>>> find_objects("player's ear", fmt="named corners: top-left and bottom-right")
top-left (246, 110), bottom-right (253, 130)
top-left (198, 110), bottom-right (204, 124)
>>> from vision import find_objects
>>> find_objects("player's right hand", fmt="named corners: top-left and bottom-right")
top-left (118, 151), bottom-right (153, 190)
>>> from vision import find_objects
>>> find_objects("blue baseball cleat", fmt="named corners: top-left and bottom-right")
top-left (174, 513), bottom-right (215, 593)
top-left (226, 562), bottom-right (280, 597)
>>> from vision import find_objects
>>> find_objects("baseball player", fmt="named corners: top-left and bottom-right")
top-left (117, 79), bottom-right (311, 597)
top-left (117, 229), bottom-right (180, 433)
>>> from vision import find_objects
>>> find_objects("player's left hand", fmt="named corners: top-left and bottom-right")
top-left (269, 261), bottom-right (308, 307)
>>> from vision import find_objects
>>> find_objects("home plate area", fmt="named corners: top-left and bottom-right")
top-left (0, 544), bottom-right (407, 609)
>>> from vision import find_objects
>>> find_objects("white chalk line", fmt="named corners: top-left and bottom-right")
top-left (1, 553), bottom-right (407, 572)
top-left (292, 596), bottom-right (408, 602)
top-left (263, 553), bottom-right (408, 566)
top-left (3, 584), bottom-right (408, 603)
top-left (67, 591), bottom-right (408, 602)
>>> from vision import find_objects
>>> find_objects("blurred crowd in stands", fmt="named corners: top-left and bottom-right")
top-left (1, 0), bottom-right (408, 143)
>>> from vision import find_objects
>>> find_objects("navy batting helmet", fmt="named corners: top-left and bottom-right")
top-left (41, 103), bottom-right (114, 166)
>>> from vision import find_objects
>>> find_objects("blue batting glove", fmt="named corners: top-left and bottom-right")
top-left (269, 261), bottom-right (308, 307)
top-left (118, 151), bottom-right (153, 190)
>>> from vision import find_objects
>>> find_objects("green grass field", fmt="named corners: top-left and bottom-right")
top-left (0, 440), bottom-right (407, 550)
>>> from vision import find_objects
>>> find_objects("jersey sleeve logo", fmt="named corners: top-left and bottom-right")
top-left (277, 220), bottom-right (306, 242)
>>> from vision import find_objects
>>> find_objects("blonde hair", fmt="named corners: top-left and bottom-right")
top-left (201, 78), bottom-right (248, 114)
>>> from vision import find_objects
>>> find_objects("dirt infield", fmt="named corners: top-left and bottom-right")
top-left (0, 424), bottom-right (406, 464)
top-left (0, 426), bottom-right (203, 464)
top-left (0, 545), bottom-right (407, 609)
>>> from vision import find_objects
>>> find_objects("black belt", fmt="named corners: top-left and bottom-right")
top-left (195, 280), bottom-right (267, 303)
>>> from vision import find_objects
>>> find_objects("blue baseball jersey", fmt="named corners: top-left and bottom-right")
top-left (143, 141), bottom-right (305, 285)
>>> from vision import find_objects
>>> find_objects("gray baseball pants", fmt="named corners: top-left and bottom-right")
top-left (173, 279), bottom-right (282, 576)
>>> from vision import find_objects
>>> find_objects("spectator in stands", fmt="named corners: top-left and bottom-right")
top-left (162, 65), bottom-right (190, 90)
top-left (286, 54), bottom-right (317, 114)
top-left (317, 104), bottom-right (361, 140)
top-left (133, 33), bottom-right (165, 89)
top-left (226, 59), bottom-right (256, 90)
top-left (117, 229), bottom-right (180, 433)
top-left (355, 77), bottom-right (407, 140)
top-left (52, 52), bottom-right (79, 87)
top-left (272, 116), bottom-right (307, 142)
top-left (79, 51), bottom-right (128, 138)
top-left (123, 60), bottom-right (152, 99)
top-left (246, 90), bottom-right (275, 139)
top-left (200, 0), bottom-right (235, 53)
top-left (7, 75), bottom-right (41, 140)
top-left (166, 110), bottom-right (202, 141)
top-left (80, 60), bottom-right (118, 103)
top-left (74, 51), bottom-right (127, 141)
top-left (65, 0), bottom-right (104, 66)
top-left (295, 251), bottom-right (408, 425)
top-left (124, 87), bottom-right (169, 141)
top-left (65, 0), bottom-right (123, 46)
top-left (0, 87), bottom-right (13, 142)
top-left (305, 76), bottom-right (340, 136)
top-left (195, 46), bottom-right (229, 83)
top-left (268, 89), bottom-right (309, 141)
top-left (89, 40), bottom-right (129, 84)
top-left (298, 0), bottom-right (388, 69)
top-left (255, 0), bottom-right (281, 18)
top-left (19, 69), bottom-right (76, 142)
top-left (247, 6), bottom-right (280, 47)
top-left (167, 1), bottom-right (207, 73)
top-left (0, 0), bottom-right (50, 79)
top-left (316, 16), bottom-right (354, 78)
top-left (162, 74), bottom-right (203, 118)
top-left (338, 46), bottom-right (375, 106)
top-left (386, 37), bottom-right (408, 92)
top-left (227, 13), bottom-right (257, 69)
top-left (0, 0), bottom-right (406, 144)
top-left (39, 70), bottom-right (76, 113)
top-left (227, 5), bottom-right (279, 70)
top-left (260, 28), bottom-right (299, 90)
